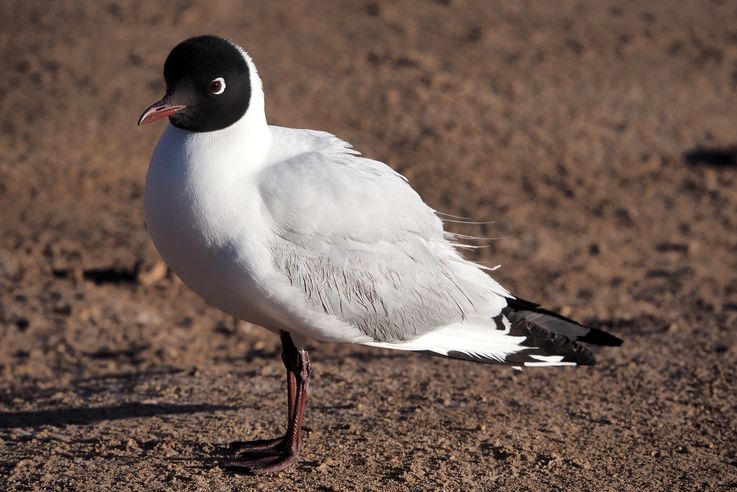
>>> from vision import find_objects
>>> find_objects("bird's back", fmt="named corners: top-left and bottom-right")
top-left (260, 127), bottom-right (512, 342)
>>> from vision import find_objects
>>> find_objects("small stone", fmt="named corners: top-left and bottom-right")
top-left (138, 261), bottom-right (168, 286)
top-left (316, 459), bottom-right (334, 472)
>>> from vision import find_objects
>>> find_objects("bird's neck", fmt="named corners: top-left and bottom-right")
top-left (201, 56), bottom-right (271, 172)
top-left (171, 87), bottom-right (272, 176)
top-left (227, 91), bottom-right (272, 170)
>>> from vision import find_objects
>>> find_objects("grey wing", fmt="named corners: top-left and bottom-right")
top-left (258, 133), bottom-right (509, 342)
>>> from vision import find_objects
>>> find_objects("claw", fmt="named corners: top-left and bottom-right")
top-left (223, 451), bottom-right (297, 474)
top-left (225, 451), bottom-right (299, 474)
top-left (223, 332), bottom-right (311, 474)
top-left (227, 436), bottom-right (287, 456)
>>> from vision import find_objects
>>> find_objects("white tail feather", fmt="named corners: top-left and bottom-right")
top-left (363, 322), bottom-right (580, 367)
top-left (363, 323), bottom-right (525, 364)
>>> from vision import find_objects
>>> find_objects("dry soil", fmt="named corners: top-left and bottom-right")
top-left (1, 1), bottom-right (736, 490)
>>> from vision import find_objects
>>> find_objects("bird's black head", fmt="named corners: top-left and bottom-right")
top-left (138, 35), bottom-right (251, 132)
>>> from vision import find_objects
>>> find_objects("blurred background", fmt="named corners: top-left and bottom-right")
top-left (1, 0), bottom-right (735, 489)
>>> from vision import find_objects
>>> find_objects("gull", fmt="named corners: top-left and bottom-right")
top-left (138, 35), bottom-right (622, 473)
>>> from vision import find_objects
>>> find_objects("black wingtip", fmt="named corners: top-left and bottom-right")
top-left (506, 296), bottom-right (623, 347)
top-left (579, 327), bottom-right (624, 347)
top-left (567, 343), bottom-right (597, 366)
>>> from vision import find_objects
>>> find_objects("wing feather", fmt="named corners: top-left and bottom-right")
top-left (258, 130), bottom-right (509, 342)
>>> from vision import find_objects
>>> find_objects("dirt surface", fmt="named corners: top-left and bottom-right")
top-left (1, 0), bottom-right (737, 490)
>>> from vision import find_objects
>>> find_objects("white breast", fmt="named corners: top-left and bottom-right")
top-left (143, 123), bottom-right (372, 345)
top-left (144, 124), bottom-right (275, 328)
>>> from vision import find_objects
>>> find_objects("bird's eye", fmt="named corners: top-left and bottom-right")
top-left (209, 77), bottom-right (226, 95)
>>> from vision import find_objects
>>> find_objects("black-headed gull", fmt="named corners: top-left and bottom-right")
top-left (138, 35), bottom-right (622, 473)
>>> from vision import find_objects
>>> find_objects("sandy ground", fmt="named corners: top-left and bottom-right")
top-left (1, 0), bottom-right (736, 490)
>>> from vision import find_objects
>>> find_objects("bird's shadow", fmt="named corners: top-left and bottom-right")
top-left (0, 367), bottom-right (243, 430)
top-left (0, 368), bottom-right (255, 473)
top-left (0, 402), bottom-right (237, 429)
top-left (683, 145), bottom-right (737, 167)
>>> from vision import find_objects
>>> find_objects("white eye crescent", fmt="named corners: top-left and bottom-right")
top-left (209, 77), bottom-right (226, 95)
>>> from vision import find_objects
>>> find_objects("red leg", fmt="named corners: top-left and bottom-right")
top-left (228, 333), bottom-right (298, 455)
top-left (226, 332), bottom-right (311, 474)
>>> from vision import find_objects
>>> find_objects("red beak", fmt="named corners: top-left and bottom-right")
top-left (138, 96), bottom-right (187, 125)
